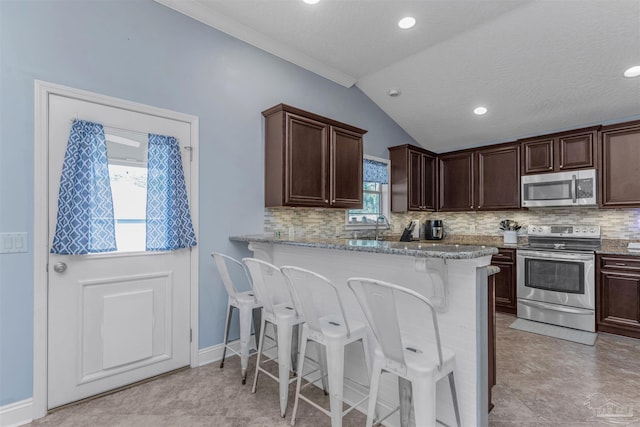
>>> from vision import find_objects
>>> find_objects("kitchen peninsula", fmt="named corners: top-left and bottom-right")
top-left (230, 235), bottom-right (498, 427)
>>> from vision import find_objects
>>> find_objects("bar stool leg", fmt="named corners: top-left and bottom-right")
top-left (252, 307), bottom-right (262, 352)
top-left (220, 304), bottom-right (234, 369)
top-left (325, 340), bottom-right (345, 427)
top-left (365, 357), bottom-right (382, 427)
top-left (290, 328), bottom-right (309, 426)
top-left (291, 324), bottom-right (300, 374)
top-left (449, 372), bottom-right (461, 427)
top-left (239, 304), bottom-right (253, 384)
top-left (277, 322), bottom-right (294, 417)
top-left (252, 316), bottom-right (268, 393)
top-left (398, 377), bottom-right (412, 427)
top-left (317, 343), bottom-right (329, 394)
top-left (360, 336), bottom-right (377, 421)
top-left (411, 376), bottom-right (436, 427)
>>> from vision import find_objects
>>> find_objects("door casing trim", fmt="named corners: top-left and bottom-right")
top-left (33, 80), bottom-right (200, 419)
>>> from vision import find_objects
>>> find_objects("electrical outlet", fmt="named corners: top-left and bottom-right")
top-left (469, 225), bottom-right (476, 234)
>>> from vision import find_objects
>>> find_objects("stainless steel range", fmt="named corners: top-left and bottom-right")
top-left (517, 224), bottom-right (601, 332)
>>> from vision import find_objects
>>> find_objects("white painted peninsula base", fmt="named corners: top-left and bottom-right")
top-left (246, 242), bottom-right (491, 427)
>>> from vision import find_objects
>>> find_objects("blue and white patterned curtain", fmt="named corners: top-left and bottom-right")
top-left (146, 133), bottom-right (197, 251)
top-left (51, 120), bottom-right (117, 254)
top-left (363, 158), bottom-right (389, 184)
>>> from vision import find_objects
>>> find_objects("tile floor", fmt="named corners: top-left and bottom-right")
top-left (28, 313), bottom-right (640, 426)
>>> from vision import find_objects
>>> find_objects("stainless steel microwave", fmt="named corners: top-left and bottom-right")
top-left (521, 168), bottom-right (597, 207)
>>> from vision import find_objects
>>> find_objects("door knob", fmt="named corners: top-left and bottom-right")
top-left (53, 262), bottom-right (67, 273)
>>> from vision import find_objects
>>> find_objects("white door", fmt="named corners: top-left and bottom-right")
top-left (47, 94), bottom-right (193, 409)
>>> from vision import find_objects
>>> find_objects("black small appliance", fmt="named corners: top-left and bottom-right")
top-left (424, 220), bottom-right (444, 240)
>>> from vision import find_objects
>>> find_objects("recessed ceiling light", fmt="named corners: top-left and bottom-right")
top-left (387, 88), bottom-right (401, 97)
top-left (474, 106), bottom-right (488, 115)
top-left (398, 17), bottom-right (416, 29)
top-left (302, 0), bottom-right (320, 4)
top-left (623, 65), bottom-right (640, 78)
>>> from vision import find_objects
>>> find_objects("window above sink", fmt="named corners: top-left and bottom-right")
top-left (345, 155), bottom-right (390, 230)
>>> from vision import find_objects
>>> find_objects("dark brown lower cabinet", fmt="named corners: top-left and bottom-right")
top-left (491, 248), bottom-right (517, 315)
top-left (597, 254), bottom-right (640, 339)
top-left (488, 271), bottom-right (496, 413)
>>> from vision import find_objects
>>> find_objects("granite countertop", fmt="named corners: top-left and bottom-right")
top-left (427, 234), bottom-right (523, 249)
top-left (229, 234), bottom-right (498, 260)
top-left (232, 233), bottom-right (640, 257)
top-left (487, 265), bottom-right (501, 276)
top-left (598, 239), bottom-right (640, 256)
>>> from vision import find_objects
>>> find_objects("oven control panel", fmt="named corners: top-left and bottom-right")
top-left (527, 224), bottom-right (600, 238)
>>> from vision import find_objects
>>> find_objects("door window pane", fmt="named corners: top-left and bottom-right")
top-left (108, 164), bottom-right (147, 252)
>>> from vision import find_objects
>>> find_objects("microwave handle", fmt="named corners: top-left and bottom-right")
top-left (571, 174), bottom-right (577, 203)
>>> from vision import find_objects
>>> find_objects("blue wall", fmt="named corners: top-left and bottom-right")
top-left (0, 0), bottom-right (417, 406)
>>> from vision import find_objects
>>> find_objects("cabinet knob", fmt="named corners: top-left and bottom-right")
top-left (332, 199), bottom-right (336, 203)
top-left (324, 199), bottom-right (329, 203)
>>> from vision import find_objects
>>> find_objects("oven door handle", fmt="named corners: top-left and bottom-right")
top-left (517, 250), bottom-right (594, 261)
top-left (519, 299), bottom-right (593, 315)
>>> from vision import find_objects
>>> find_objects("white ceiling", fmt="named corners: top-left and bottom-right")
top-left (156, 0), bottom-right (640, 153)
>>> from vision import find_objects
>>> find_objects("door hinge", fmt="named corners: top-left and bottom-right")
top-left (46, 263), bottom-right (48, 273)
top-left (190, 329), bottom-right (193, 343)
top-left (184, 146), bottom-right (193, 162)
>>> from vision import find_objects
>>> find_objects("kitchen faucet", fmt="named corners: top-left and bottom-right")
top-left (374, 215), bottom-right (391, 241)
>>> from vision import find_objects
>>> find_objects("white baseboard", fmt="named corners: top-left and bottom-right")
top-left (198, 337), bottom-right (257, 367)
top-left (0, 398), bottom-right (32, 427)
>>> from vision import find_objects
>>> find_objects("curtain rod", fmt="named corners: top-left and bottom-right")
top-left (68, 118), bottom-right (179, 140)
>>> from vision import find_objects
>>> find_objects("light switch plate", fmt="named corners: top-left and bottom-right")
top-left (0, 232), bottom-right (28, 253)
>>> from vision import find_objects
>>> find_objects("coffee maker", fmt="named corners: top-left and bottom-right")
top-left (424, 220), bottom-right (444, 240)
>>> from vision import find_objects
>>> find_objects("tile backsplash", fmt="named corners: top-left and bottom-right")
top-left (265, 207), bottom-right (640, 240)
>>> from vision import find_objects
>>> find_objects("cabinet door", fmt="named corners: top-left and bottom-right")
top-left (491, 248), bottom-right (517, 315)
top-left (476, 145), bottom-right (520, 210)
top-left (330, 126), bottom-right (363, 208)
top-left (597, 271), bottom-right (640, 338)
top-left (492, 262), bottom-right (517, 314)
top-left (421, 153), bottom-right (436, 211)
top-left (408, 150), bottom-right (423, 211)
top-left (558, 132), bottom-right (595, 170)
top-left (438, 152), bottom-right (473, 211)
top-left (522, 138), bottom-right (554, 174)
top-left (601, 123), bottom-right (640, 207)
top-left (285, 113), bottom-right (328, 206)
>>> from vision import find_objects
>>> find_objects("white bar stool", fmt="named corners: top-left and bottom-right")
top-left (243, 258), bottom-right (304, 418)
top-left (212, 252), bottom-right (262, 384)
top-left (348, 277), bottom-right (461, 427)
top-left (281, 266), bottom-right (371, 427)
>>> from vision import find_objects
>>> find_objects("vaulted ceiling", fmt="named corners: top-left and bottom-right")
top-left (156, 0), bottom-right (640, 153)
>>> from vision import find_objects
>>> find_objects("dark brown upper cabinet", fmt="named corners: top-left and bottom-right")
top-left (263, 104), bottom-right (366, 209)
top-left (438, 144), bottom-right (520, 212)
top-left (600, 120), bottom-right (640, 208)
top-left (520, 126), bottom-right (599, 175)
top-left (389, 144), bottom-right (436, 212)
top-left (439, 151), bottom-right (474, 211)
top-left (476, 144), bottom-right (521, 210)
